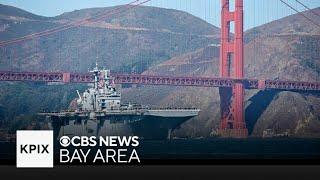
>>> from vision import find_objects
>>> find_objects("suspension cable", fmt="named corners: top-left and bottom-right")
top-left (279, 0), bottom-right (320, 28)
top-left (295, 0), bottom-right (320, 17)
top-left (0, 0), bottom-right (152, 47)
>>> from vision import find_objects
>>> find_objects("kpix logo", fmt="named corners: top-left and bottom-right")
top-left (16, 130), bottom-right (53, 168)
top-left (20, 144), bottom-right (50, 154)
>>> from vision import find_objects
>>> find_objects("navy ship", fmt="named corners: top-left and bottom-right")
top-left (39, 64), bottom-right (200, 140)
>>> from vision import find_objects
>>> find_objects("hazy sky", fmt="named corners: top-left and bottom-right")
top-left (0, 0), bottom-right (319, 30)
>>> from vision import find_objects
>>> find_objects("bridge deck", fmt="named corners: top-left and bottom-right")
top-left (0, 71), bottom-right (319, 91)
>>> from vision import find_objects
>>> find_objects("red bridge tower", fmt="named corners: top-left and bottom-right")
top-left (218, 0), bottom-right (248, 138)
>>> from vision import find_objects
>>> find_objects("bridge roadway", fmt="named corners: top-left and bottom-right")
top-left (0, 71), bottom-right (319, 91)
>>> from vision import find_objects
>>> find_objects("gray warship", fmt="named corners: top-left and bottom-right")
top-left (39, 64), bottom-right (200, 140)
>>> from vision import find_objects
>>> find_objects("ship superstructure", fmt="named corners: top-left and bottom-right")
top-left (76, 64), bottom-right (122, 117)
top-left (39, 64), bottom-right (200, 140)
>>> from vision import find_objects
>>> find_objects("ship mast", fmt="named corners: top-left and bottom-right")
top-left (90, 62), bottom-right (100, 90)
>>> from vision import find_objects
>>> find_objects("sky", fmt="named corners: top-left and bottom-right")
top-left (0, 0), bottom-right (319, 30)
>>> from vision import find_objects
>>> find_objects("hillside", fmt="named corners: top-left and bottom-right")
top-left (55, 6), bottom-right (219, 36)
top-left (243, 7), bottom-right (320, 81)
top-left (0, 4), bottom-right (47, 20)
top-left (245, 7), bottom-right (320, 43)
top-left (0, 4), bottom-right (219, 73)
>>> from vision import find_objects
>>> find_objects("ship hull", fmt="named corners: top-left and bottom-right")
top-left (48, 113), bottom-right (195, 140)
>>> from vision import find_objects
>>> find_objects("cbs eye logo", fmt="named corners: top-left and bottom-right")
top-left (59, 136), bottom-right (71, 147)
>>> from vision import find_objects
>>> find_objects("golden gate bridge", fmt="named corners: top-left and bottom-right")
top-left (0, 71), bottom-right (319, 91)
top-left (0, 0), bottom-right (319, 138)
